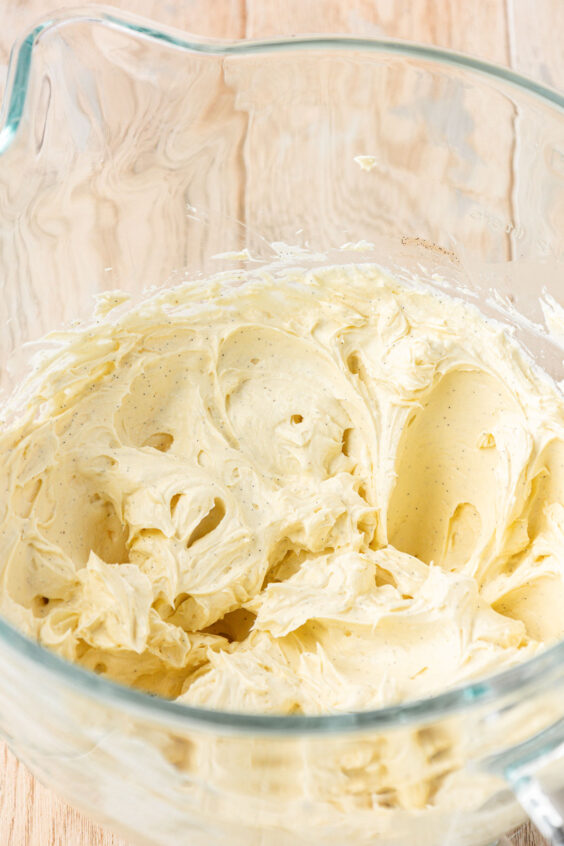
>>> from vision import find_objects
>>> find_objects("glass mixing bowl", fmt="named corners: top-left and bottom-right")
top-left (2, 8), bottom-right (564, 846)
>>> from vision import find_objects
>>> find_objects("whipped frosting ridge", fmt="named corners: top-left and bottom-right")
top-left (1, 264), bottom-right (564, 714)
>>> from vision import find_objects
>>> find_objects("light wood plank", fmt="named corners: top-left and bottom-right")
top-left (511, 825), bottom-right (550, 846)
top-left (246, 0), bottom-right (508, 64)
top-left (0, 743), bottom-right (129, 846)
top-left (0, 0), bottom-right (245, 107)
top-left (243, 0), bottom-right (515, 278)
top-left (506, 0), bottom-right (564, 88)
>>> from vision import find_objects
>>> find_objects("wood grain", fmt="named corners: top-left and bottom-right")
top-left (246, 0), bottom-right (509, 63)
top-left (0, 2), bottom-right (562, 845)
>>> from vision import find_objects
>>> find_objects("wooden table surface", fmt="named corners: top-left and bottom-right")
top-left (0, 1), bottom-right (562, 844)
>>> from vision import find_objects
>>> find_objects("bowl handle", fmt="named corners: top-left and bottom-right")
top-left (508, 773), bottom-right (564, 845)
top-left (486, 717), bottom-right (564, 845)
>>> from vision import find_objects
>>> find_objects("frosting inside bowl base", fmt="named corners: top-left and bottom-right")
top-left (1, 264), bottom-right (564, 713)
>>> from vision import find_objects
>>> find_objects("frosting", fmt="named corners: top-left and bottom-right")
top-left (1, 264), bottom-right (563, 712)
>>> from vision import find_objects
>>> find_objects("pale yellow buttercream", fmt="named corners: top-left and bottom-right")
top-left (1, 264), bottom-right (563, 712)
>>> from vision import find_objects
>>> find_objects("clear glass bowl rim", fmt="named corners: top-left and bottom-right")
top-left (2, 4), bottom-right (564, 734)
